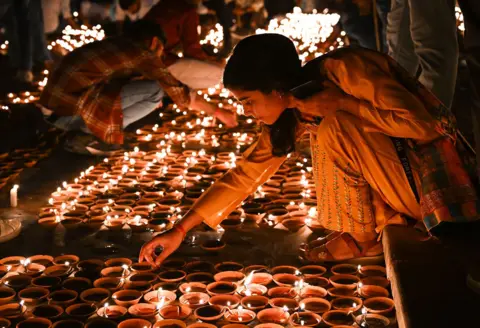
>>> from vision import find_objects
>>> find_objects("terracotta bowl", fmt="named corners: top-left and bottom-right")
top-left (282, 218), bottom-right (305, 232)
top-left (272, 273), bottom-right (301, 287)
top-left (253, 324), bottom-right (284, 328)
top-left (84, 318), bottom-right (117, 328)
top-left (80, 288), bottom-right (111, 305)
top-left (52, 319), bottom-right (84, 328)
top-left (187, 323), bottom-right (216, 328)
top-left (329, 274), bottom-right (360, 290)
top-left (129, 272), bottom-right (158, 284)
top-left (48, 289), bottom-right (78, 307)
top-left (194, 304), bottom-right (225, 321)
top-left (363, 297), bottom-right (395, 315)
top-left (158, 270), bottom-right (186, 283)
top-left (179, 292), bottom-right (210, 309)
top-left (130, 262), bottom-right (154, 273)
top-left (214, 262), bottom-right (244, 273)
top-left (44, 265), bottom-right (73, 279)
top-left (214, 271), bottom-right (245, 284)
top-left (118, 318), bottom-right (152, 328)
top-left (241, 295), bottom-right (269, 311)
top-left (53, 255), bottom-right (80, 266)
top-left (359, 265), bottom-right (387, 277)
top-left (161, 259), bottom-right (186, 271)
top-left (299, 286), bottom-right (328, 299)
top-left (288, 311), bottom-right (322, 327)
top-left (16, 318), bottom-right (52, 328)
top-left (144, 290), bottom-right (177, 306)
top-left (357, 284), bottom-right (389, 298)
top-left (96, 304), bottom-right (128, 320)
top-left (271, 266), bottom-right (298, 275)
top-left (0, 317), bottom-right (10, 327)
top-left (0, 256), bottom-right (25, 269)
top-left (269, 298), bottom-right (299, 312)
top-left (360, 276), bottom-right (390, 289)
top-left (224, 308), bottom-right (256, 324)
top-left (331, 264), bottom-right (358, 276)
top-left (327, 287), bottom-right (356, 298)
top-left (244, 265), bottom-right (269, 274)
top-left (65, 303), bottom-right (97, 320)
top-left (206, 282), bottom-right (237, 296)
top-left (152, 282), bottom-right (178, 293)
top-left (153, 319), bottom-right (186, 328)
top-left (122, 281), bottom-right (152, 294)
top-left (62, 277), bottom-right (92, 293)
top-left (249, 273), bottom-right (273, 286)
top-left (31, 276), bottom-right (61, 290)
top-left (200, 240), bottom-right (226, 252)
top-left (331, 297), bottom-right (363, 313)
top-left (267, 287), bottom-right (297, 299)
top-left (18, 287), bottom-right (49, 305)
top-left (158, 304), bottom-right (192, 320)
top-left (4, 274), bottom-right (32, 291)
top-left (31, 304), bottom-right (64, 320)
top-left (22, 263), bottom-right (46, 277)
top-left (128, 303), bottom-right (159, 321)
top-left (0, 287), bottom-right (16, 304)
top-left (101, 266), bottom-right (125, 278)
top-left (0, 303), bottom-right (27, 320)
top-left (298, 265), bottom-right (327, 277)
top-left (322, 310), bottom-right (355, 327)
top-left (257, 308), bottom-right (290, 324)
top-left (209, 294), bottom-right (240, 309)
top-left (77, 259), bottom-right (104, 273)
top-left (185, 261), bottom-right (215, 273)
top-left (300, 297), bottom-right (331, 314)
top-left (222, 325), bottom-right (249, 328)
top-left (238, 284), bottom-right (267, 297)
top-left (303, 276), bottom-right (330, 288)
top-left (105, 258), bottom-right (132, 268)
top-left (355, 313), bottom-right (390, 327)
top-left (179, 282), bottom-right (207, 294)
top-left (112, 289), bottom-right (143, 307)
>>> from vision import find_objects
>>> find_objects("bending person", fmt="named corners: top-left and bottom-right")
top-left (140, 34), bottom-right (478, 265)
top-left (39, 20), bottom-right (237, 155)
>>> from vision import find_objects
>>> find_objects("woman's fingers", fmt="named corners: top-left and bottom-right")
top-left (154, 247), bottom-right (172, 267)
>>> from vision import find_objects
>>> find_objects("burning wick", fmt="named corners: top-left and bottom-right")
top-left (122, 264), bottom-right (129, 278)
top-left (103, 302), bottom-right (109, 318)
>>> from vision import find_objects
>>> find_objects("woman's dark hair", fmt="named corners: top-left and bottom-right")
top-left (223, 34), bottom-right (305, 157)
top-left (123, 20), bottom-right (167, 46)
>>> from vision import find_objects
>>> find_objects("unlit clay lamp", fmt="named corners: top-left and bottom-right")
top-left (112, 289), bottom-right (143, 307)
top-left (117, 318), bottom-right (152, 328)
top-left (194, 304), bottom-right (225, 321)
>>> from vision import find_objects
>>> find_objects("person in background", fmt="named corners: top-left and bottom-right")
top-left (115, 0), bottom-right (160, 33)
top-left (264, 0), bottom-right (295, 19)
top-left (38, 20), bottom-right (237, 155)
top-left (387, 0), bottom-right (458, 109)
top-left (42, 0), bottom-right (77, 37)
top-left (144, 0), bottom-right (225, 90)
top-left (203, 0), bottom-right (235, 56)
top-left (80, 0), bottom-right (114, 25)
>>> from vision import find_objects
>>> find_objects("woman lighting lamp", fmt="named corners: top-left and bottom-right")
top-left (140, 34), bottom-right (479, 265)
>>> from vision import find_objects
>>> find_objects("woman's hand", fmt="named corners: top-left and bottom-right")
top-left (190, 95), bottom-right (238, 127)
top-left (215, 108), bottom-right (238, 128)
top-left (139, 228), bottom-right (183, 266)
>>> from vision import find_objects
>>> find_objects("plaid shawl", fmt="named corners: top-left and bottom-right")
top-left (40, 37), bottom-right (190, 144)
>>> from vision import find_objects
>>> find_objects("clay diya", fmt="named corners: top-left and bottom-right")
top-left (179, 292), bottom-right (210, 309)
top-left (66, 303), bottom-right (97, 320)
top-left (331, 297), bottom-right (363, 313)
top-left (129, 272), bottom-right (157, 284)
top-left (52, 319), bottom-right (84, 328)
top-left (38, 217), bottom-right (60, 230)
top-left (200, 240), bottom-right (226, 252)
top-left (299, 265), bottom-right (327, 277)
top-left (112, 289), bottom-right (143, 307)
top-left (85, 318), bottom-right (117, 328)
top-left (31, 276), bottom-right (61, 290)
top-left (122, 281), bottom-right (152, 294)
top-left (44, 265), bottom-right (73, 279)
top-left (0, 318), bottom-right (10, 328)
top-left (105, 258), bottom-right (132, 268)
top-left (254, 324), bottom-right (284, 328)
top-left (22, 263), bottom-right (46, 277)
top-left (185, 261), bottom-right (215, 273)
top-left (363, 297), bottom-right (395, 315)
top-left (214, 262), bottom-right (244, 273)
top-left (238, 283), bottom-right (267, 296)
top-left (222, 325), bottom-right (249, 328)
top-left (269, 298), bottom-right (299, 312)
top-left (144, 290), bottom-right (177, 306)
top-left (158, 304), bottom-right (192, 320)
top-left (240, 295), bottom-right (269, 311)
top-left (206, 282), bottom-right (237, 296)
top-left (77, 259), bottom-right (104, 273)
top-left (130, 262), bottom-right (154, 273)
top-left (97, 304), bottom-right (128, 320)
top-left (299, 286), bottom-right (328, 298)
top-left (17, 318), bottom-right (52, 328)
top-left (329, 274), bottom-right (360, 290)
top-left (48, 289), bottom-right (78, 307)
top-left (357, 284), bottom-right (389, 298)
top-left (272, 273), bottom-right (301, 286)
top-left (327, 287), bottom-right (356, 298)
top-left (282, 218), bottom-right (305, 232)
top-left (267, 286), bottom-right (297, 299)
top-left (271, 265), bottom-right (297, 275)
top-left (187, 323), bottom-right (216, 328)
top-left (60, 217), bottom-right (84, 230)
top-left (18, 287), bottom-right (49, 305)
top-left (0, 256), bottom-right (25, 269)
top-left (80, 288), bottom-right (111, 305)
top-left (288, 312), bottom-right (322, 327)
top-left (3, 274), bottom-right (32, 290)
top-left (158, 270), bottom-right (186, 283)
top-left (118, 318), bottom-right (152, 328)
top-left (220, 218), bottom-right (242, 230)
top-left (194, 304), bottom-right (225, 321)
top-left (209, 294), bottom-right (240, 309)
top-left (248, 272), bottom-right (273, 286)
top-left (214, 271), bottom-right (245, 284)
top-left (331, 264), bottom-right (358, 276)
top-left (244, 265), bottom-right (269, 274)
top-left (128, 303), bottom-right (159, 321)
top-left (359, 265), bottom-right (387, 277)
top-left (148, 218), bottom-right (172, 232)
top-left (153, 319), bottom-right (186, 328)
top-left (257, 308), bottom-right (290, 324)
top-left (300, 297), bottom-right (331, 314)
top-left (94, 277), bottom-right (124, 291)
top-left (179, 282), bottom-right (207, 294)
top-left (31, 304), bottom-right (64, 320)
top-left (360, 276), bottom-right (390, 289)
top-left (355, 313), bottom-right (390, 327)
top-left (101, 266), bottom-right (125, 278)
top-left (304, 276), bottom-right (329, 288)
top-left (153, 282), bottom-right (178, 293)
top-left (162, 259), bottom-right (186, 270)
top-left (0, 287), bottom-right (16, 304)
top-left (0, 303), bottom-right (27, 320)
top-left (62, 277), bottom-right (92, 293)
top-left (224, 307), bottom-right (256, 324)
top-left (53, 255), bottom-right (80, 266)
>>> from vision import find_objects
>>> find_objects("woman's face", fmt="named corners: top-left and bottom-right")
top-left (230, 89), bottom-right (289, 125)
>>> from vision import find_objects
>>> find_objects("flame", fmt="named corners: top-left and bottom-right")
top-left (244, 271), bottom-right (254, 286)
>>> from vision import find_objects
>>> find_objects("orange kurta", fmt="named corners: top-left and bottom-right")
top-left (191, 48), bottom-right (442, 233)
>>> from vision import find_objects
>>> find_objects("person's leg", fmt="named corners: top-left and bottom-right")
top-left (408, 0), bottom-right (458, 108)
top-left (340, 0), bottom-right (377, 50)
top-left (120, 79), bottom-right (164, 128)
top-left (167, 58), bottom-right (223, 89)
top-left (29, 0), bottom-right (52, 65)
top-left (387, 0), bottom-right (418, 75)
top-left (376, 0), bottom-right (391, 52)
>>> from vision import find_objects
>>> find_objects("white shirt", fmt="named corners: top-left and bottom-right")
top-left (42, 0), bottom-right (72, 34)
top-left (115, 0), bottom-right (160, 22)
